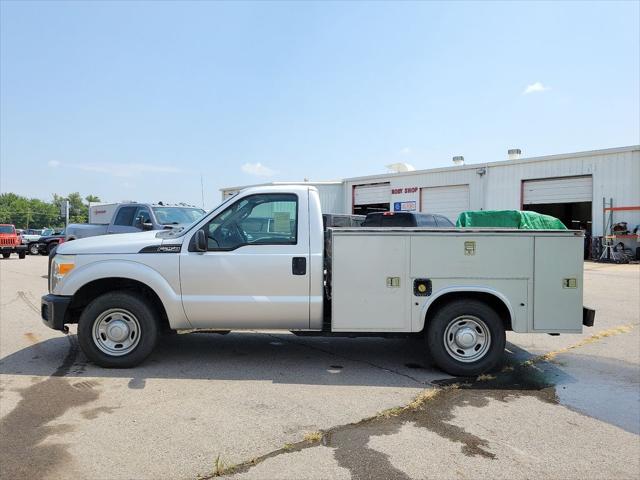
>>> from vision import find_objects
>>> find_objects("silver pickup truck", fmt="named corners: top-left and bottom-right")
top-left (42, 185), bottom-right (595, 376)
top-left (65, 203), bottom-right (205, 240)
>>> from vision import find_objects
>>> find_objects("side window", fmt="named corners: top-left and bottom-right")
top-left (435, 215), bottom-right (454, 227)
top-left (416, 214), bottom-right (437, 227)
top-left (113, 207), bottom-right (137, 226)
top-left (204, 194), bottom-right (298, 250)
top-left (134, 208), bottom-right (152, 227)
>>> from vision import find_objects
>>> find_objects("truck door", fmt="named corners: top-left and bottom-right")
top-left (180, 192), bottom-right (311, 329)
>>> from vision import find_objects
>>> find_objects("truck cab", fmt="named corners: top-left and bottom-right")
top-left (41, 185), bottom-right (593, 376)
top-left (65, 203), bottom-right (206, 240)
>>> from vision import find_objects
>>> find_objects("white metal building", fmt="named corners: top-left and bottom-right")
top-left (344, 145), bottom-right (639, 238)
top-left (221, 145), bottom-right (640, 240)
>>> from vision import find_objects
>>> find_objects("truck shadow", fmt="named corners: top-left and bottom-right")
top-left (0, 330), bottom-right (571, 388)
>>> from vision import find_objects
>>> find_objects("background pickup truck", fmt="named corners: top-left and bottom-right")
top-left (65, 203), bottom-right (206, 240)
top-left (42, 185), bottom-right (594, 376)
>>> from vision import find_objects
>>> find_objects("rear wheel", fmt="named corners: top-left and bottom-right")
top-left (426, 299), bottom-right (505, 376)
top-left (78, 291), bottom-right (159, 368)
top-left (29, 243), bottom-right (40, 255)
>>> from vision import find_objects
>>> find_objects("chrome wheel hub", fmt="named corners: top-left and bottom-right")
top-left (444, 315), bottom-right (491, 363)
top-left (106, 320), bottom-right (130, 342)
top-left (93, 308), bottom-right (141, 356)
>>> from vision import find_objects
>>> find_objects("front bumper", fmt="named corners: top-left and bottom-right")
top-left (41, 294), bottom-right (72, 332)
top-left (1, 245), bottom-right (26, 252)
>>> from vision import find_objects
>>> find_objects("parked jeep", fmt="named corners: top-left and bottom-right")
top-left (0, 224), bottom-right (27, 259)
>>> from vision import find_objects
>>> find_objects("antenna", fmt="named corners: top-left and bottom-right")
top-left (200, 174), bottom-right (205, 209)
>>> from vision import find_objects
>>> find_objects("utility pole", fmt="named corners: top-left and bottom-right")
top-left (61, 200), bottom-right (69, 229)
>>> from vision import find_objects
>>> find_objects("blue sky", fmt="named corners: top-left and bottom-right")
top-left (1, 1), bottom-right (638, 209)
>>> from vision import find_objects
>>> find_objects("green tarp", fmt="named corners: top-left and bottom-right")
top-left (456, 210), bottom-right (567, 230)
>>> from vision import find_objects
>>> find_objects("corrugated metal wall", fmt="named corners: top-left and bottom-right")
top-left (485, 148), bottom-right (639, 235)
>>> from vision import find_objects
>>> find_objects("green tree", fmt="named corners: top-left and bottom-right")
top-left (0, 192), bottom-right (101, 229)
top-left (0, 193), bottom-right (61, 229)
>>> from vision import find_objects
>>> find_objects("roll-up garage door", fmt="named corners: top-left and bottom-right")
top-left (353, 183), bottom-right (390, 205)
top-left (420, 185), bottom-right (470, 222)
top-left (522, 176), bottom-right (593, 205)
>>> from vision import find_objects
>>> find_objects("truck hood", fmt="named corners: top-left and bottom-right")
top-left (56, 230), bottom-right (173, 255)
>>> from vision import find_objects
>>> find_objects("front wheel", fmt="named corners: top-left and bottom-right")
top-left (426, 299), bottom-right (505, 376)
top-left (2, 253), bottom-right (10, 259)
top-left (29, 243), bottom-right (40, 255)
top-left (78, 292), bottom-right (159, 368)
top-left (18, 251), bottom-right (25, 259)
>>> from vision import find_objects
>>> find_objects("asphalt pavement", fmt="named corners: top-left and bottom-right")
top-left (0, 256), bottom-right (638, 479)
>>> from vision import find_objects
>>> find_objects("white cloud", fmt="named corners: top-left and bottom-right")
top-left (74, 163), bottom-right (181, 177)
top-left (48, 161), bottom-right (180, 177)
top-left (241, 162), bottom-right (275, 177)
top-left (523, 82), bottom-right (550, 94)
top-left (399, 147), bottom-right (411, 155)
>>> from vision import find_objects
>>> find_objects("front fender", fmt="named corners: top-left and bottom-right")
top-left (417, 286), bottom-right (516, 333)
top-left (58, 259), bottom-right (191, 329)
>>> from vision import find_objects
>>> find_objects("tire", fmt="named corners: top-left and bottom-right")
top-left (18, 251), bottom-right (25, 259)
top-left (46, 242), bottom-right (57, 255)
top-left (78, 291), bottom-right (159, 368)
top-left (426, 299), bottom-right (505, 376)
top-left (2, 253), bottom-right (9, 259)
top-left (29, 243), bottom-right (40, 255)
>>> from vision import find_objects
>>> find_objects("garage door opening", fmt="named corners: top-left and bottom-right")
top-left (352, 183), bottom-right (390, 215)
top-left (523, 202), bottom-right (592, 232)
top-left (522, 175), bottom-right (593, 258)
top-left (353, 203), bottom-right (389, 215)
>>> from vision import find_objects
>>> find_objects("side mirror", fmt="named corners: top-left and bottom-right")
top-left (142, 222), bottom-right (154, 231)
top-left (194, 229), bottom-right (207, 252)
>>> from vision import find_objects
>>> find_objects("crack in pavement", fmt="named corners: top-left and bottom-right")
top-left (17, 290), bottom-right (41, 315)
top-left (199, 325), bottom-right (636, 479)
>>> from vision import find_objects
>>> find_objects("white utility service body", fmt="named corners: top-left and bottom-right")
top-left (42, 185), bottom-right (593, 376)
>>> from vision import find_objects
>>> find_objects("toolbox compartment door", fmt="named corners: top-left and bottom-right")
top-left (331, 234), bottom-right (410, 331)
top-left (533, 236), bottom-right (584, 331)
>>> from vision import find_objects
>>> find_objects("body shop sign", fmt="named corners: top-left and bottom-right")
top-left (391, 187), bottom-right (418, 195)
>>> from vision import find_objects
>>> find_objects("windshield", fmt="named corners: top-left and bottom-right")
top-left (41, 228), bottom-right (54, 236)
top-left (0, 226), bottom-right (15, 234)
top-left (152, 207), bottom-right (206, 225)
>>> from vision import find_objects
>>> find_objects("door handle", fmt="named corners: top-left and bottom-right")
top-left (292, 257), bottom-right (306, 275)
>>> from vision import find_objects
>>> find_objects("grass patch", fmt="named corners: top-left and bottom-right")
top-left (303, 431), bottom-right (323, 443)
top-left (209, 455), bottom-right (235, 477)
top-left (375, 384), bottom-right (458, 419)
top-left (476, 374), bottom-right (496, 381)
top-left (523, 324), bottom-right (634, 367)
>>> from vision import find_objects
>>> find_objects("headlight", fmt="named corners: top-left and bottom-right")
top-left (50, 254), bottom-right (75, 292)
